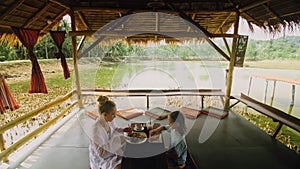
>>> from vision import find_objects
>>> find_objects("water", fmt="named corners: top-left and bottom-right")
top-left (82, 60), bottom-right (300, 118)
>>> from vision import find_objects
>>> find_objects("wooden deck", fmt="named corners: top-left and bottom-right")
top-left (2, 107), bottom-right (299, 169)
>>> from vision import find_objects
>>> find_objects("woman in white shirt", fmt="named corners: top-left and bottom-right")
top-left (89, 99), bottom-right (130, 169)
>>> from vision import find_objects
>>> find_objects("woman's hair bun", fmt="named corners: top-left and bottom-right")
top-left (97, 95), bottom-right (109, 107)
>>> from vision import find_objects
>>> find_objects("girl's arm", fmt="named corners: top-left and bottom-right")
top-left (150, 125), bottom-right (167, 136)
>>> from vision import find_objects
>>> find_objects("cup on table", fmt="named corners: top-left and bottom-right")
top-left (135, 123), bottom-right (143, 130)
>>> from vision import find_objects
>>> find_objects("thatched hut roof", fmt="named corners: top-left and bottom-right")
top-left (0, 0), bottom-right (299, 43)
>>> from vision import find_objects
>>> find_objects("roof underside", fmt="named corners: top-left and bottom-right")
top-left (0, 0), bottom-right (299, 43)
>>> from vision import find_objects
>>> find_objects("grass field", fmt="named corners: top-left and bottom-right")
top-left (244, 60), bottom-right (300, 70)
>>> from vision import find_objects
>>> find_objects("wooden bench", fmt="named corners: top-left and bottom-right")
top-left (230, 93), bottom-right (300, 137)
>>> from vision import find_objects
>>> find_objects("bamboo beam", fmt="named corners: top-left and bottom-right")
top-left (155, 13), bottom-right (159, 32)
top-left (280, 11), bottom-right (300, 18)
top-left (0, 0), bottom-right (25, 20)
top-left (0, 102), bottom-right (77, 162)
top-left (187, 13), bottom-right (196, 32)
top-left (49, 0), bottom-right (70, 10)
top-left (23, 3), bottom-right (51, 28)
top-left (211, 34), bottom-right (239, 38)
top-left (77, 35), bottom-right (87, 53)
top-left (77, 10), bottom-right (133, 59)
top-left (214, 12), bottom-right (234, 34)
top-left (229, 0), bottom-right (262, 27)
top-left (41, 8), bottom-right (69, 33)
top-left (239, 0), bottom-right (271, 13)
top-left (0, 91), bottom-right (74, 134)
top-left (76, 11), bottom-right (91, 30)
top-left (72, 6), bottom-right (234, 14)
top-left (262, 4), bottom-right (284, 24)
top-left (224, 10), bottom-right (240, 110)
top-left (166, 1), bottom-right (230, 61)
top-left (220, 29), bottom-right (232, 56)
top-left (70, 9), bottom-right (83, 108)
top-left (69, 30), bottom-right (212, 38)
top-left (242, 12), bottom-right (263, 27)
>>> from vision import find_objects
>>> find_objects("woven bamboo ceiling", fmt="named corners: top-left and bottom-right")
top-left (0, 0), bottom-right (299, 42)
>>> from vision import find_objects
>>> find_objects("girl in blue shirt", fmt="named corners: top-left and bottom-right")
top-left (150, 111), bottom-right (187, 168)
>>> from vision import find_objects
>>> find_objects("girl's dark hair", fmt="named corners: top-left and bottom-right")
top-left (99, 100), bottom-right (116, 114)
top-left (169, 111), bottom-right (186, 134)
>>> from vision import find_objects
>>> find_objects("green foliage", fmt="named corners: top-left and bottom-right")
top-left (35, 19), bottom-right (72, 59)
top-left (245, 36), bottom-right (300, 60)
top-left (0, 19), bottom-right (72, 61)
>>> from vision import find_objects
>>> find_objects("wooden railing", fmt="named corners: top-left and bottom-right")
top-left (0, 91), bottom-right (77, 162)
top-left (81, 88), bottom-right (225, 109)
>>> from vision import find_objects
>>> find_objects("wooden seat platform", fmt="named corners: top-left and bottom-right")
top-left (230, 93), bottom-right (300, 137)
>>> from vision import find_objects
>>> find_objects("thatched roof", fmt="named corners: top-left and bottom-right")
top-left (0, 0), bottom-right (299, 43)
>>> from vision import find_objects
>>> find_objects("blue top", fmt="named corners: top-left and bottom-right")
top-left (166, 125), bottom-right (187, 165)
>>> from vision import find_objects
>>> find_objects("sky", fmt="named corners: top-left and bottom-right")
top-left (234, 18), bottom-right (300, 40)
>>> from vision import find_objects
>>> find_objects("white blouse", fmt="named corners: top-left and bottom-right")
top-left (89, 116), bottom-right (125, 169)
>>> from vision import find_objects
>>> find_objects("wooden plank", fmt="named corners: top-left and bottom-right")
top-left (0, 0), bottom-right (25, 20)
top-left (214, 12), bottom-right (234, 34)
top-left (49, 0), bottom-right (70, 10)
top-left (239, 0), bottom-right (271, 13)
top-left (23, 3), bottom-right (51, 28)
top-left (41, 8), bottom-right (68, 33)
top-left (231, 93), bottom-right (300, 133)
top-left (252, 74), bottom-right (300, 85)
top-left (81, 88), bottom-right (222, 93)
top-left (76, 11), bottom-right (90, 30)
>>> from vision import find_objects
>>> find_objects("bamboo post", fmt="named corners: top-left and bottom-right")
top-left (70, 9), bottom-right (83, 108)
top-left (270, 80), bottom-right (277, 106)
top-left (0, 133), bottom-right (8, 162)
top-left (224, 10), bottom-right (240, 110)
top-left (263, 80), bottom-right (269, 104)
top-left (287, 84), bottom-right (295, 115)
top-left (147, 95), bottom-right (150, 109)
top-left (247, 76), bottom-right (253, 95)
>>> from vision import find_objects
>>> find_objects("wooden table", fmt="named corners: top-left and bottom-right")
top-left (121, 141), bottom-right (167, 169)
top-left (121, 123), bottom-right (168, 169)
